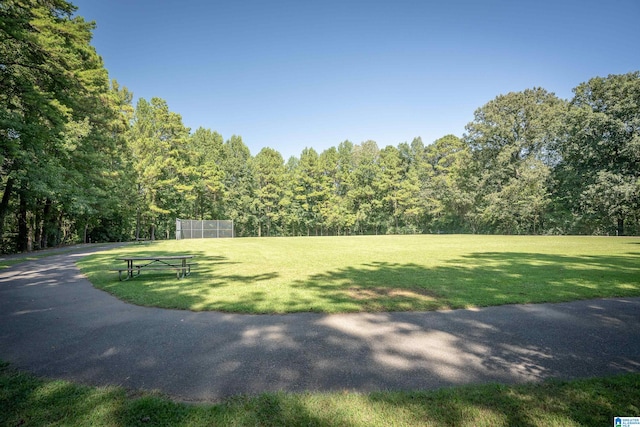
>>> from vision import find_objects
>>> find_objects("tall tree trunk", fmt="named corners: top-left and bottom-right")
top-left (617, 217), bottom-right (624, 236)
top-left (0, 177), bottom-right (15, 234)
top-left (35, 201), bottom-right (43, 250)
top-left (35, 199), bottom-right (52, 249)
top-left (41, 200), bottom-right (53, 248)
top-left (135, 207), bottom-right (141, 240)
top-left (17, 191), bottom-right (29, 252)
top-left (57, 212), bottom-right (64, 246)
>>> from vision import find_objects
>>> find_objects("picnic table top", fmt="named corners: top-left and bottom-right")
top-left (116, 255), bottom-right (194, 261)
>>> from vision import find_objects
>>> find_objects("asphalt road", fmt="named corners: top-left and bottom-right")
top-left (1, 244), bottom-right (639, 402)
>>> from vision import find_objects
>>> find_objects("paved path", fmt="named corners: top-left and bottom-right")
top-left (1, 244), bottom-right (639, 402)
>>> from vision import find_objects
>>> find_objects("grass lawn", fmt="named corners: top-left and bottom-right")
top-left (78, 235), bottom-right (640, 314)
top-left (2, 361), bottom-right (638, 426)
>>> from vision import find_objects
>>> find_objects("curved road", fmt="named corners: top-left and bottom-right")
top-left (0, 244), bottom-right (639, 402)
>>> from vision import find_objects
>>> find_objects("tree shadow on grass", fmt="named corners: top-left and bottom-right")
top-left (84, 251), bottom-right (282, 312)
top-left (364, 374), bottom-right (640, 426)
top-left (3, 362), bottom-right (639, 426)
top-left (82, 248), bottom-right (640, 314)
top-left (285, 252), bottom-right (640, 313)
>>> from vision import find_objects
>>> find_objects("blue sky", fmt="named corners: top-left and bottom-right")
top-left (73, 0), bottom-right (640, 159)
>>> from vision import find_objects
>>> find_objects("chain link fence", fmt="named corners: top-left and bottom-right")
top-left (176, 219), bottom-right (234, 239)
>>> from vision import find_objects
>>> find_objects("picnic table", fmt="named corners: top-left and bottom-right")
top-left (113, 255), bottom-right (194, 281)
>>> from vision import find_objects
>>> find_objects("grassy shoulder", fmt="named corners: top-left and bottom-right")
top-left (0, 252), bottom-right (66, 270)
top-left (78, 235), bottom-right (640, 314)
top-left (1, 245), bottom-right (89, 269)
top-left (1, 361), bottom-right (638, 426)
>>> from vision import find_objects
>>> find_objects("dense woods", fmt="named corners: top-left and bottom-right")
top-left (2, 1), bottom-right (639, 252)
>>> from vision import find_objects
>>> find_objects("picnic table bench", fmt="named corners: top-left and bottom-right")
top-left (112, 255), bottom-right (195, 281)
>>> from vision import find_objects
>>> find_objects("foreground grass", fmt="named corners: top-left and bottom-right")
top-left (78, 235), bottom-right (640, 313)
top-left (1, 361), bottom-right (638, 426)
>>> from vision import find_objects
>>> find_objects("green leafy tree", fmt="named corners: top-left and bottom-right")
top-left (316, 142), bottom-right (357, 235)
top-left (424, 135), bottom-right (477, 233)
top-left (222, 135), bottom-right (255, 236)
top-left (86, 80), bottom-right (136, 243)
top-left (316, 147), bottom-right (342, 235)
top-left (188, 127), bottom-right (225, 220)
top-left (465, 88), bottom-right (567, 234)
top-left (377, 145), bottom-right (422, 232)
top-left (289, 147), bottom-right (327, 235)
top-left (252, 147), bottom-right (285, 236)
top-left (556, 72), bottom-right (640, 235)
top-left (377, 145), bottom-right (402, 231)
top-left (280, 156), bottom-right (300, 235)
top-left (401, 137), bottom-right (432, 231)
top-left (128, 97), bottom-right (191, 240)
top-left (349, 140), bottom-right (382, 234)
top-left (56, 79), bottom-right (135, 245)
top-left (1, 0), bottom-right (120, 250)
top-left (335, 141), bottom-right (357, 233)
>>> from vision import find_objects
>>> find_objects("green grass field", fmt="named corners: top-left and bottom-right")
top-left (1, 361), bottom-right (638, 426)
top-left (78, 235), bottom-right (640, 313)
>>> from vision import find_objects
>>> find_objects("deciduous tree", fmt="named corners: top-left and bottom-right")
top-left (1, 0), bottom-right (120, 250)
top-left (556, 72), bottom-right (640, 235)
top-left (465, 88), bottom-right (567, 233)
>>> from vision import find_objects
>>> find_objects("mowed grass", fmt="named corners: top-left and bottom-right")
top-left (2, 361), bottom-right (639, 427)
top-left (78, 235), bottom-right (640, 313)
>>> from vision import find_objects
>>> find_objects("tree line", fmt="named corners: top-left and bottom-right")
top-left (1, 1), bottom-right (639, 252)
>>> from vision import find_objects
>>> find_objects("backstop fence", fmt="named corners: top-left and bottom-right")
top-left (176, 219), bottom-right (234, 239)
